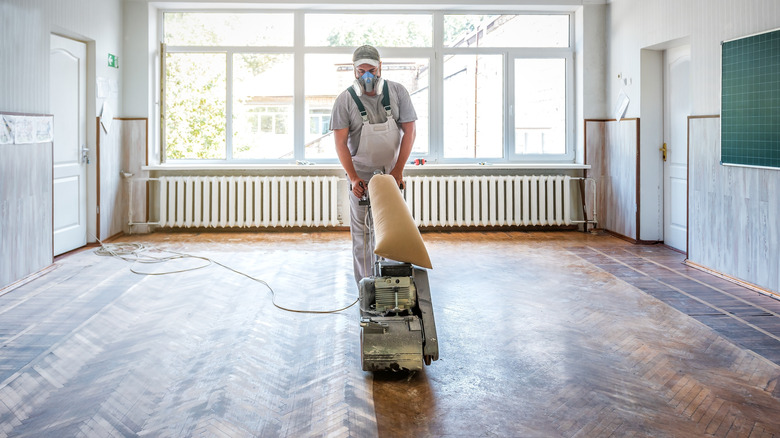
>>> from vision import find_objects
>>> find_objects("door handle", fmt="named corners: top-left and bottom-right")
top-left (81, 146), bottom-right (90, 164)
top-left (660, 143), bottom-right (667, 162)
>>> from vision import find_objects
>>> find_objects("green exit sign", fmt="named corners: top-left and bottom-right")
top-left (108, 53), bottom-right (118, 68)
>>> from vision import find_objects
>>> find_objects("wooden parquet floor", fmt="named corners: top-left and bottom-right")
top-left (0, 231), bottom-right (779, 437)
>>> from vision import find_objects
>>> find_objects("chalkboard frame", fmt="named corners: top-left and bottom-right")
top-left (720, 27), bottom-right (780, 170)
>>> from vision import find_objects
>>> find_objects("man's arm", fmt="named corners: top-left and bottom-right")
top-left (334, 128), bottom-right (367, 198)
top-left (389, 121), bottom-right (416, 188)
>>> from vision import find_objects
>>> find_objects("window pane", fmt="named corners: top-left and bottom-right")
top-left (165, 53), bottom-right (226, 159)
top-left (304, 54), bottom-right (429, 159)
top-left (443, 54), bottom-right (502, 159)
top-left (305, 14), bottom-right (431, 47)
top-left (444, 14), bottom-right (569, 48)
top-left (233, 54), bottom-right (294, 159)
top-left (515, 58), bottom-right (566, 155)
top-left (164, 13), bottom-right (293, 46)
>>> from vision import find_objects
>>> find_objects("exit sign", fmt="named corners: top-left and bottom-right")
top-left (108, 54), bottom-right (118, 68)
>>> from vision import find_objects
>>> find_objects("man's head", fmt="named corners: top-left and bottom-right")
top-left (353, 45), bottom-right (382, 94)
top-left (353, 45), bottom-right (381, 69)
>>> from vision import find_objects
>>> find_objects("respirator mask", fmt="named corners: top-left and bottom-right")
top-left (352, 69), bottom-right (384, 96)
top-left (358, 71), bottom-right (377, 93)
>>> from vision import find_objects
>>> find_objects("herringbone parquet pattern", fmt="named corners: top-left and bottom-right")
top-left (0, 231), bottom-right (779, 437)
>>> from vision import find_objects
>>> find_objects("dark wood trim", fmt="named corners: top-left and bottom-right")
top-left (583, 118), bottom-right (640, 123)
top-left (96, 117), bottom-right (101, 240)
top-left (52, 141), bottom-right (55, 258)
top-left (635, 118), bottom-right (641, 243)
top-left (0, 111), bottom-right (54, 117)
top-left (144, 118), bottom-right (149, 221)
top-left (662, 243), bottom-right (686, 254)
top-left (604, 229), bottom-right (638, 244)
top-left (0, 264), bottom-right (57, 297)
top-left (582, 119), bottom-right (605, 232)
top-left (687, 115), bottom-right (720, 120)
top-left (684, 259), bottom-right (779, 300)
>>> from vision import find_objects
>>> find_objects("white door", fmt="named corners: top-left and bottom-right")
top-left (51, 34), bottom-right (87, 255)
top-left (663, 46), bottom-right (690, 252)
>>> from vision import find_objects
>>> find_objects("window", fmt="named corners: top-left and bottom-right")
top-left (161, 11), bottom-right (572, 163)
top-left (303, 54), bottom-right (430, 159)
top-left (232, 54), bottom-right (294, 159)
top-left (305, 14), bottom-right (432, 47)
top-left (514, 58), bottom-right (567, 156)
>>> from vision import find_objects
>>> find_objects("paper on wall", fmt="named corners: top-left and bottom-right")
top-left (0, 114), bottom-right (55, 144)
top-left (34, 116), bottom-right (54, 142)
top-left (97, 77), bottom-right (110, 99)
top-left (614, 90), bottom-right (630, 122)
top-left (100, 101), bottom-right (114, 134)
top-left (0, 116), bottom-right (12, 144)
top-left (6, 115), bottom-right (35, 144)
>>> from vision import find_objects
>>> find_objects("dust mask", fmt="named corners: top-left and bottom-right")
top-left (358, 71), bottom-right (377, 93)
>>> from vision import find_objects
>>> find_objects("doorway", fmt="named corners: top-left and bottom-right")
top-left (50, 34), bottom-right (88, 255)
top-left (662, 46), bottom-right (690, 252)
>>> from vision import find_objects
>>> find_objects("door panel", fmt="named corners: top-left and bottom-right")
top-left (51, 34), bottom-right (87, 255)
top-left (663, 46), bottom-right (690, 252)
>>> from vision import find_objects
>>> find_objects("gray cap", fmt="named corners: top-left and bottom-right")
top-left (352, 45), bottom-right (380, 68)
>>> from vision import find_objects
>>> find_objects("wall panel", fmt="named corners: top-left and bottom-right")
top-left (688, 116), bottom-right (779, 293)
top-left (0, 142), bottom-right (52, 289)
top-left (98, 118), bottom-right (148, 240)
top-left (586, 119), bottom-right (639, 240)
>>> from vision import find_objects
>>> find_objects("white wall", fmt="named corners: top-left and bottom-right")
top-left (0, 0), bottom-right (123, 116)
top-left (607, 0), bottom-right (780, 292)
top-left (575, 3), bottom-right (608, 163)
top-left (607, 0), bottom-right (780, 116)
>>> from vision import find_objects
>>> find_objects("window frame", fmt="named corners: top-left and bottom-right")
top-left (158, 8), bottom-right (575, 165)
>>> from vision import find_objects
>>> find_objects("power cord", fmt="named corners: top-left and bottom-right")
top-left (91, 235), bottom-right (358, 314)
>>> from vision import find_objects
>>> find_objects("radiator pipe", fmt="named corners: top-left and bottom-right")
top-left (126, 176), bottom-right (162, 226)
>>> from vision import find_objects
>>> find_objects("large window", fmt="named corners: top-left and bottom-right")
top-left (161, 11), bottom-right (572, 163)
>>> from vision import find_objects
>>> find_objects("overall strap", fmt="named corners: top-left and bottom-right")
top-left (381, 81), bottom-right (392, 119)
top-left (346, 81), bottom-right (393, 125)
top-left (347, 87), bottom-right (370, 124)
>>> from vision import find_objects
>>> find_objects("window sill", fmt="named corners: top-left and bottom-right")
top-left (142, 163), bottom-right (590, 172)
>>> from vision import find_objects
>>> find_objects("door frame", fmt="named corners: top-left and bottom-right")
top-left (662, 45), bottom-right (691, 254)
top-left (639, 36), bottom-right (690, 252)
top-left (51, 31), bottom-right (98, 252)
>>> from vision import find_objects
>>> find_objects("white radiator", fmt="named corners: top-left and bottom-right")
top-left (403, 175), bottom-right (572, 227)
top-left (158, 176), bottom-right (339, 228)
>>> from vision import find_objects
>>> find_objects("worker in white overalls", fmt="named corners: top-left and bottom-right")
top-left (330, 45), bottom-right (418, 286)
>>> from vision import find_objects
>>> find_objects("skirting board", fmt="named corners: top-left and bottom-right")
top-left (684, 259), bottom-right (779, 301)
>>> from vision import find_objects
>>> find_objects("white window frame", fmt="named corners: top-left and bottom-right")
top-left (157, 8), bottom-right (575, 165)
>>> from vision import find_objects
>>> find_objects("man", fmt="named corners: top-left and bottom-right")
top-left (330, 45), bottom-right (417, 285)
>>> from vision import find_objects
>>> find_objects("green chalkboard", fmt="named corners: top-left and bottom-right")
top-left (721, 28), bottom-right (780, 169)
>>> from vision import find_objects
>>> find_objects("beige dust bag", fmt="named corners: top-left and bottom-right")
top-left (368, 174), bottom-right (432, 269)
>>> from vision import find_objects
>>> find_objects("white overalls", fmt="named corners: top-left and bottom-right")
top-left (347, 82), bottom-right (401, 284)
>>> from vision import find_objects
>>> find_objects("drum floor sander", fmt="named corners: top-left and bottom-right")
top-left (356, 174), bottom-right (439, 372)
top-left (358, 260), bottom-right (439, 371)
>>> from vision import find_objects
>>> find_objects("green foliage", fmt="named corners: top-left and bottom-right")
top-left (164, 53), bottom-right (226, 159)
top-left (164, 12), bottom-right (220, 46)
top-left (326, 19), bottom-right (431, 47)
top-left (444, 16), bottom-right (477, 45)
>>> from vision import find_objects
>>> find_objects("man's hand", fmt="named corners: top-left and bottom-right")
top-left (351, 176), bottom-right (368, 198)
top-left (389, 171), bottom-right (405, 190)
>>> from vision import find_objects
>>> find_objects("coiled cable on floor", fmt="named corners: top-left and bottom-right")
top-left (92, 237), bottom-right (358, 314)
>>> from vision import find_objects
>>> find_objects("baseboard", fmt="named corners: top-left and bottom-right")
top-left (684, 259), bottom-right (779, 301)
top-left (0, 264), bottom-right (58, 297)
